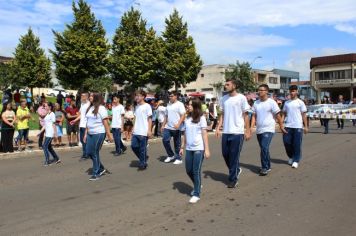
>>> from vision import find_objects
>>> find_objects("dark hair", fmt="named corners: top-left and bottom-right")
top-left (226, 78), bottom-right (238, 88)
top-left (1, 102), bottom-right (10, 114)
top-left (188, 98), bottom-right (203, 123)
top-left (125, 103), bottom-right (132, 110)
top-left (170, 91), bottom-right (179, 97)
top-left (87, 93), bottom-right (103, 116)
top-left (136, 90), bottom-right (147, 98)
top-left (289, 85), bottom-right (298, 91)
top-left (259, 84), bottom-right (269, 90)
top-left (48, 102), bottom-right (54, 112)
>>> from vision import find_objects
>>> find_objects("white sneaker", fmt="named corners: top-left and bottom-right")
top-left (288, 158), bottom-right (293, 165)
top-left (164, 156), bottom-right (175, 163)
top-left (189, 196), bottom-right (200, 204)
top-left (292, 162), bottom-right (299, 168)
top-left (173, 159), bottom-right (183, 165)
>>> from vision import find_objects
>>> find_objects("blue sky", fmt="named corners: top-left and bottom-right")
top-left (1, 0), bottom-right (356, 80)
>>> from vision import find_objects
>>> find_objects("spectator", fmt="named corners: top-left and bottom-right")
top-left (123, 104), bottom-right (134, 141)
top-left (2, 89), bottom-right (12, 105)
top-left (1, 102), bottom-right (16, 153)
top-left (65, 99), bottom-right (79, 147)
top-left (54, 103), bottom-right (65, 147)
top-left (14, 89), bottom-right (21, 108)
top-left (156, 100), bottom-right (166, 137)
top-left (25, 88), bottom-right (32, 109)
top-left (56, 91), bottom-right (64, 108)
top-left (16, 100), bottom-right (31, 151)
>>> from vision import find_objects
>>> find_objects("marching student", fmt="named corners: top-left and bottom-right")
top-left (251, 84), bottom-right (286, 176)
top-left (179, 98), bottom-right (210, 204)
top-left (111, 95), bottom-right (127, 156)
top-left (38, 102), bottom-right (61, 166)
top-left (84, 93), bottom-right (113, 180)
top-left (281, 85), bottom-right (308, 169)
top-left (161, 91), bottom-right (186, 165)
top-left (215, 79), bottom-right (251, 188)
top-left (131, 90), bottom-right (152, 170)
top-left (70, 92), bottom-right (91, 160)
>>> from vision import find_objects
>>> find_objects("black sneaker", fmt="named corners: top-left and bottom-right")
top-left (99, 169), bottom-right (107, 176)
top-left (138, 165), bottom-right (147, 171)
top-left (259, 168), bottom-right (268, 176)
top-left (69, 143), bottom-right (73, 147)
top-left (227, 181), bottom-right (238, 188)
top-left (114, 152), bottom-right (121, 157)
top-left (121, 146), bottom-right (127, 153)
top-left (89, 175), bottom-right (99, 181)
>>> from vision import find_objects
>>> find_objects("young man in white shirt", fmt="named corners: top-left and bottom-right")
top-left (161, 91), bottom-right (186, 165)
top-left (251, 84), bottom-right (286, 176)
top-left (215, 79), bottom-right (252, 188)
top-left (70, 92), bottom-right (91, 161)
top-left (111, 95), bottom-right (126, 156)
top-left (132, 90), bottom-right (152, 170)
top-left (282, 85), bottom-right (308, 169)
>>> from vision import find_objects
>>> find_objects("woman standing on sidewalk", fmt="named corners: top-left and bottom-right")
top-left (84, 93), bottom-right (113, 181)
top-left (38, 102), bottom-right (61, 166)
top-left (179, 98), bottom-right (210, 204)
top-left (1, 102), bottom-right (16, 153)
top-left (54, 103), bottom-right (65, 146)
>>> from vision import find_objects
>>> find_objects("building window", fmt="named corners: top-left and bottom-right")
top-left (201, 88), bottom-right (213, 92)
top-left (186, 89), bottom-right (197, 92)
top-left (269, 77), bottom-right (278, 84)
top-left (201, 74), bottom-right (204, 78)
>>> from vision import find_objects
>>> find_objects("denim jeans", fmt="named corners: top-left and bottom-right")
top-left (43, 137), bottom-right (59, 164)
top-left (336, 117), bottom-right (344, 129)
top-left (256, 132), bottom-right (274, 170)
top-left (283, 128), bottom-right (303, 163)
top-left (86, 133), bottom-right (106, 177)
top-left (38, 127), bottom-right (44, 148)
top-left (131, 135), bottom-right (148, 168)
top-left (323, 119), bottom-right (329, 133)
top-left (221, 134), bottom-right (244, 182)
top-left (162, 128), bottom-right (182, 160)
top-left (79, 127), bottom-right (87, 158)
top-left (112, 128), bottom-right (122, 154)
top-left (185, 150), bottom-right (204, 197)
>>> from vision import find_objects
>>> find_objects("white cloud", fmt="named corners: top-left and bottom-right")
top-left (334, 24), bottom-right (356, 36)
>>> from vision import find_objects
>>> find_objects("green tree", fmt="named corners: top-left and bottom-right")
top-left (51, 0), bottom-right (110, 92)
top-left (0, 62), bottom-right (15, 90)
top-left (111, 7), bottom-right (162, 89)
top-left (12, 28), bottom-right (51, 93)
top-left (161, 9), bottom-right (202, 91)
top-left (225, 61), bottom-right (256, 93)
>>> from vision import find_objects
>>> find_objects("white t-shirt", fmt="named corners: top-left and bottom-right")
top-left (283, 99), bottom-right (307, 129)
top-left (165, 101), bottom-right (186, 130)
top-left (157, 105), bottom-right (166, 123)
top-left (86, 105), bottom-right (108, 134)
top-left (133, 103), bottom-right (152, 136)
top-left (111, 104), bottom-right (125, 128)
top-left (220, 94), bottom-right (250, 134)
top-left (252, 98), bottom-right (280, 134)
top-left (79, 101), bottom-right (90, 128)
top-left (184, 116), bottom-right (207, 151)
top-left (44, 112), bottom-right (56, 138)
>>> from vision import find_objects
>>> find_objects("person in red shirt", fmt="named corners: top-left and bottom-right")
top-left (14, 89), bottom-right (21, 108)
top-left (65, 99), bottom-right (79, 147)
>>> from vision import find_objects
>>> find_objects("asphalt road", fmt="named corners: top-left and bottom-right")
top-left (0, 122), bottom-right (355, 236)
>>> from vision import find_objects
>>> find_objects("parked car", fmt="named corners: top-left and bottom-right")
top-left (47, 88), bottom-right (68, 97)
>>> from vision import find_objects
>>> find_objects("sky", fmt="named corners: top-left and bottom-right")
top-left (1, 0), bottom-right (356, 80)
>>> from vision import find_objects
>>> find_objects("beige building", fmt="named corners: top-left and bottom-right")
top-left (252, 69), bottom-right (281, 94)
top-left (310, 53), bottom-right (356, 103)
top-left (179, 64), bottom-right (228, 98)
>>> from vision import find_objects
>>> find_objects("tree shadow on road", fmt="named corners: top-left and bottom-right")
top-left (157, 156), bottom-right (168, 162)
top-left (270, 158), bottom-right (289, 165)
top-left (172, 181), bottom-right (193, 196)
top-left (203, 170), bottom-right (229, 185)
top-left (129, 160), bottom-right (140, 168)
top-left (240, 162), bottom-right (260, 174)
top-left (85, 168), bottom-right (93, 175)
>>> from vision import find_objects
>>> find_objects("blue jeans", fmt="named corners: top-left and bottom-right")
top-left (283, 128), bottom-right (303, 163)
top-left (86, 133), bottom-right (106, 176)
top-left (221, 134), bottom-right (244, 182)
top-left (131, 135), bottom-right (148, 168)
top-left (162, 128), bottom-right (182, 160)
top-left (79, 127), bottom-right (87, 158)
top-left (185, 150), bottom-right (204, 197)
top-left (112, 128), bottom-right (123, 154)
top-left (323, 119), bottom-right (329, 133)
top-left (43, 137), bottom-right (59, 164)
top-left (256, 132), bottom-right (274, 170)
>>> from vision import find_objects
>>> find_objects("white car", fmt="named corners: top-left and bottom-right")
top-left (47, 88), bottom-right (68, 97)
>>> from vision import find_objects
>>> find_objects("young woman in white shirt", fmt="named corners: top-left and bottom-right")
top-left (85, 93), bottom-right (113, 181)
top-left (179, 98), bottom-right (210, 204)
top-left (38, 102), bottom-right (61, 166)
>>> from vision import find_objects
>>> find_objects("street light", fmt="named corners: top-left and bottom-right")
top-left (250, 56), bottom-right (262, 67)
